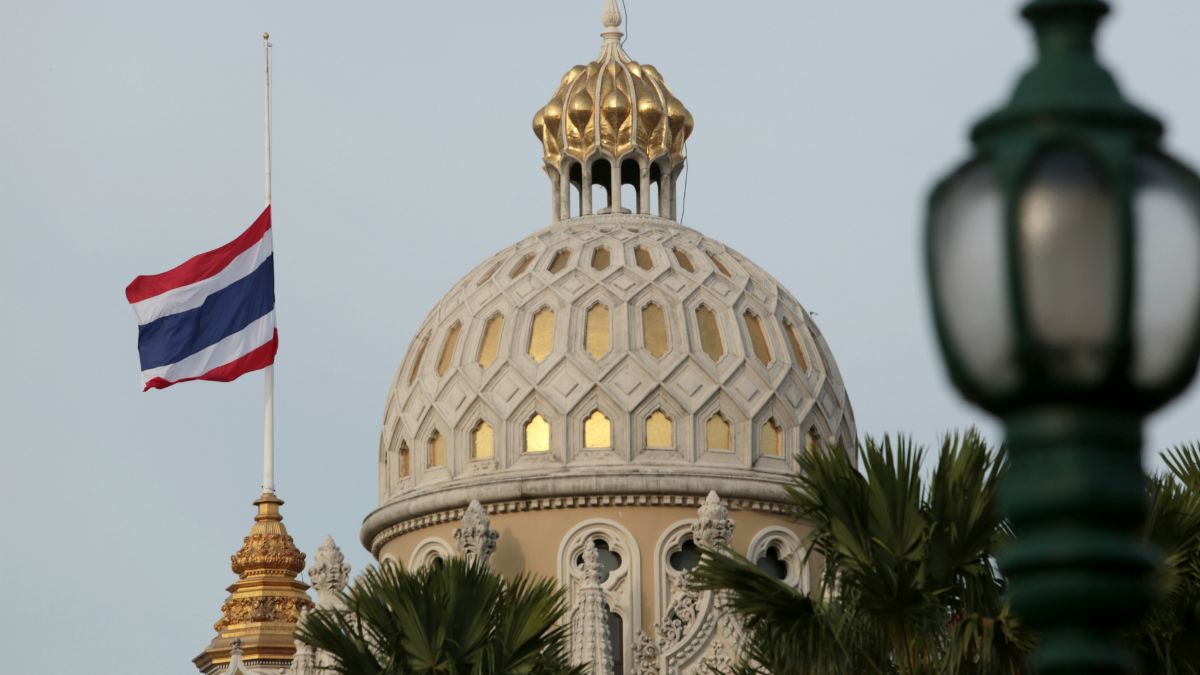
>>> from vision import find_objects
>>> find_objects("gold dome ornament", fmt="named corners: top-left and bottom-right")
top-left (193, 493), bottom-right (314, 674)
top-left (535, 0), bottom-right (693, 221)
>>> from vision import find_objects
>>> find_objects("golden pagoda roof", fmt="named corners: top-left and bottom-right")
top-left (194, 492), bottom-right (314, 674)
top-left (532, 0), bottom-right (693, 169)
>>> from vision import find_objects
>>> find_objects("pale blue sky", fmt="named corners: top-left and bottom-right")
top-left (3, 1), bottom-right (1200, 673)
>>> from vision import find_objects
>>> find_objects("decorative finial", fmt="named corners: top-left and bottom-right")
top-left (692, 490), bottom-right (735, 549)
top-left (309, 536), bottom-right (351, 609)
top-left (453, 500), bottom-right (500, 566)
top-left (262, 32), bottom-right (270, 40)
top-left (602, 0), bottom-right (622, 29)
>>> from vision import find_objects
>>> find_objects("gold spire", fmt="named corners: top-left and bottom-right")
top-left (194, 493), bottom-right (314, 673)
top-left (533, 0), bottom-right (693, 169)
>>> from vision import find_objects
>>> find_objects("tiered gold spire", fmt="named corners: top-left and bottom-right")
top-left (532, 0), bottom-right (693, 171)
top-left (194, 493), bottom-right (314, 673)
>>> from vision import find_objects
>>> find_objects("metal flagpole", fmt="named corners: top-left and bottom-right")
top-left (262, 31), bottom-right (275, 494)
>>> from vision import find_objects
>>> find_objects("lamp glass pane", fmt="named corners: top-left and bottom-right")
top-left (933, 160), bottom-right (1019, 393)
top-left (1018, 151), bottom-right (1120, 384)
top-left (1132, 157), bottom-right (1200, 387)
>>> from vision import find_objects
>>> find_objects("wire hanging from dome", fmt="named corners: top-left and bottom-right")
top-left (621, 0), bottom-right (629, 46)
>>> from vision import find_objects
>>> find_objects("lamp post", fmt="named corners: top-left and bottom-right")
top-left (924, 1), bottom-right (1200, 672)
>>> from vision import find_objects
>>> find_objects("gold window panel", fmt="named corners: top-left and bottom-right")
top-left (529, 307), bottom-right (556, 363)
top-left (584, 410), bottom-right (612, 449)
top-left (707, 251), bottom-right (732, 277)
top-left (592, 246), bottom-right (611, 271)
top-left (472, 421), bottom-right (494, 459)
top-left (399, 442), bottom-right (411, 477)
top-left (642, 303), bottom-right (669, 358)
top-left (744, 311), bottom-right (773, 366)
top-left (762, 419), bottom-right (783, 457)
top-left (784, 320), bottom-right (811, 371)
top-left (510, 253), bottom-right (535, 278)
top-left (634, 245), bottom-right (654, 270)
top-left (429, 431), bottom-right (446, 467)
top-left (548, 249), bottom-right (571, 274)
top-left (673, 247), bottom-right (695, 272)
top-left (479, 314), bottom-right (504, 368)
top-left (706, 413), bottom-right (732, 451)
top-left (525, 414), bottom-right (551, 453)
top-left (646, 410), bottom-right (673, 448)
top-left (695, 305), bottom-right (724, 361)
top-left (436, 322), bottom-right (461, 376)
top-left (585, 303), bottom-right (612, 359)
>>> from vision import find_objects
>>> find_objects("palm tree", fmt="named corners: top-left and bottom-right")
top-left (1131, 443), bottom-right (1200, 674)
top-left (691, 429), bottom-right (1030, 675)
top-left (297, 556), bottom-right (586, 675)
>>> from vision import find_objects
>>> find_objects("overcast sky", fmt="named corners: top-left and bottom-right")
top-left (4, 1), bottom-right (1200, 673)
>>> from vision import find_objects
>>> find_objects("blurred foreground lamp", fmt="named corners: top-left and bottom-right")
top-left (925, 0), bottom-right (1200, 672)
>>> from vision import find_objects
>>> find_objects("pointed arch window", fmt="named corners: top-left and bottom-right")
top-left (642, 303), bottom-right (669, 359)
top-left (529, 307), bottom-right (556, 363)
top-left (472, 421), bottom-right (494, 460)
top-left (399, 442), bottom-right (411, 477)
top-left (525, 414), bottom-right (551, 453)
top-left (744, 311), bottom-right (773, 366)
top-left (706, 413), bottom-right (732, 451)
top-left (806, 427), bottom-right (822, 454)
top-left (585, 303), bottom-right (611, 359)
top-left (429, 430), bottom-right (446, 468)
top-left (646, 410), bottom-right (673, 449)
top-left (478, 314), bottom-right (504, 368)
top-left (436, 322), bottom-right (461, 376)
top-left (695, 305), bottom-right (724, 361)
top-left (584, 410), bottom-right (612, 449)
top-left (762, 418), bottom-right (783, 458)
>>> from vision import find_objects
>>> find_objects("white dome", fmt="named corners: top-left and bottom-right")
top-left (366, 213), bottom-right (855, 539)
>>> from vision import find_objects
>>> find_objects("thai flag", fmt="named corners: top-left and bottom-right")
top-left (125, 206), bottom-right (277, 391)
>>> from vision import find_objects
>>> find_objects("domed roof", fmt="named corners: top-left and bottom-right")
top-left (532, 0), bottom-right (693, 169)
top-left (366, 214), bottom-right (855, 549)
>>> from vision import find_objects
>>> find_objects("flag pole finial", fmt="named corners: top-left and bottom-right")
top-left (262, 32), bottom-right (275, 495)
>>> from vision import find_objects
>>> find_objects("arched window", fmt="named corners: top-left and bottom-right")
top-left (479, 313), bottom-right (504, 368)
top-left (621, 158), bottom-right (640, 213)
top-left (569, 162), bottom-right (583, 217)
top-left (744, 310), bottom-right (773, 366)
top-left (806, 427), bottom-right (822, 454)
top-left (585, 303), bottom-right (611, 359)
top-left (399, 442), bottom-right (411, 477)
top-left (584, 410), bottom-right (612, 449)
top-left (755, 545), bottom-right (789, 580)
top-left (706, 413), bottom-right (731, 451)
top-left (646, 410), bottom-right (673, 449)
top-left (548, 248), bottom-right (571, 274)
top-left (591, 158), bottom-right (612, 213)
top-left (429, 430), bottom-right (446, 468)
top-left (649, 163), bottom-right (662, 217)
top-left (695, 305), bottom-right (724, 361)
top-left (472, 421), bottom-right (494, 460)
top-left (436, 322), bottom-right (461, 376)
top-left (529, 307), bottom-right (556, 363)
top-left (762, 418), bottom-right (783, 458)
top-left (669, 538), bottom-right (700, 572)
top-left (641, 303), bottom-right (668, 358)
top-left (525, 414), bottom-right (551, 453)
top-left (591, 246), bottom-right (611, 271)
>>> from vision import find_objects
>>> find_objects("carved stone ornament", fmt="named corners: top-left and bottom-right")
top-left (308, 536), bottom-right (351, 610)
top-left (453, 500), bottom-right (499, 565)
top-left (571, 540), bottom-right (614, 674)
top-left (631, 630), bottom-right (661, 675)
top-left (691, 491), bottom-right (734, 550)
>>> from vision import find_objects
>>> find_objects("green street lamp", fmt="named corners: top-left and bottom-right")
top-left (925, 1), bottom-right (1200, 672)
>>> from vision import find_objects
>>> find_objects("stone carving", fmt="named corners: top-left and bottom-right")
top-left (571, 540), bottom-right (614, 674)
top-left (309, 536), bottom-right (351, 609)
top-left (631, 630), bottom-right (661, 675)
top-left (691, 491), bottom-right (734, 550)
top-left (215, 596), bottom-right (310, 631)
top-left (453, 500), bottom-right (499, 565)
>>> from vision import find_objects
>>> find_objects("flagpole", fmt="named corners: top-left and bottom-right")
top-left (262, 31), bottom-right (275, 495)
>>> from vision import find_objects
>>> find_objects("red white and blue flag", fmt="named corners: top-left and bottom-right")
top-left (125, 206), bottom-right (277, 391)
